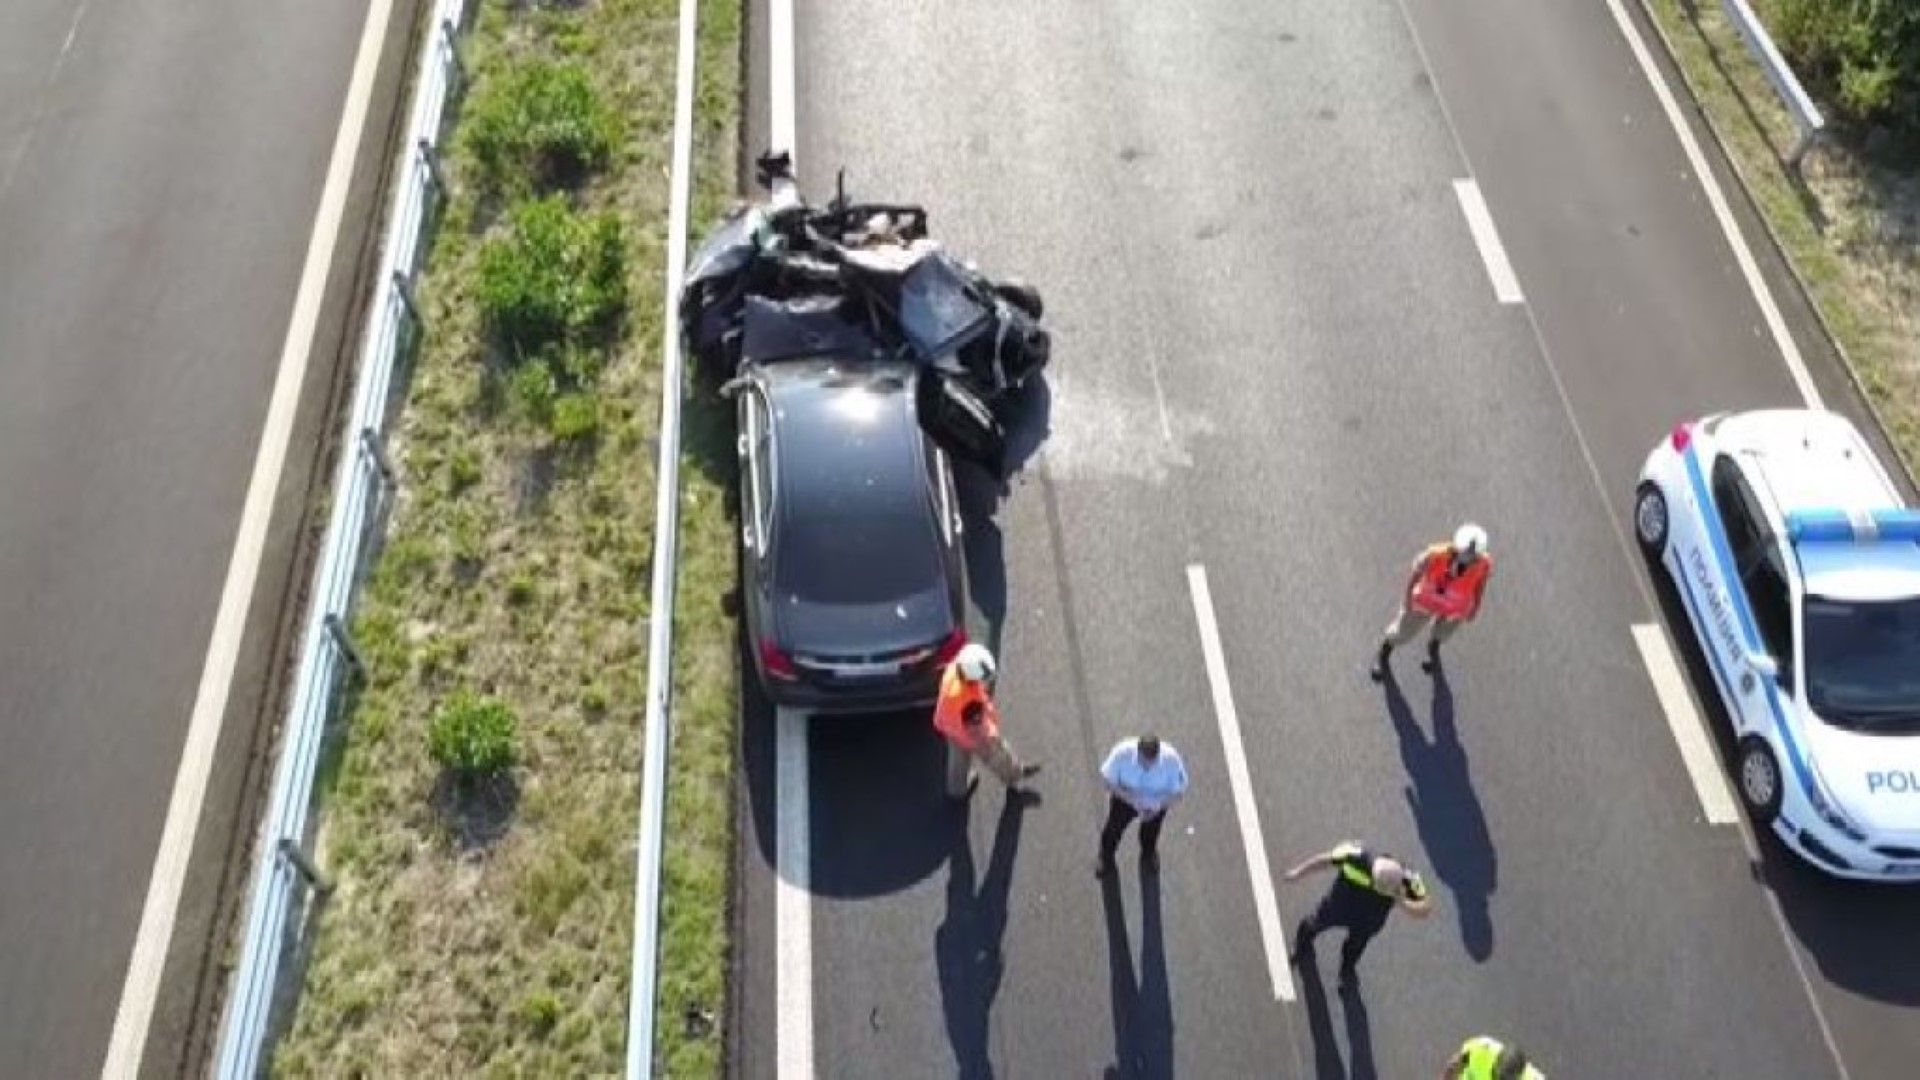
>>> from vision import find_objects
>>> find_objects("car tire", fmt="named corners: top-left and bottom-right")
top-left (1634, 481), bottom-right (1669, 559)
top-left (1736, 735), bottom-right (1783, 826)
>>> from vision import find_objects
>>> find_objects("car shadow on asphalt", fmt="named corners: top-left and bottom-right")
top-left (1644, 559), bottom-right (1920, 1007)
top-left (738, 656), bottom-right (954, 895)
top-left (936, 791), bottom-right (1034, 1080)
top-left (1294, 937), bottom-right (1377, 1080)
top-left (1382, 665), bottom-right (1499, 962)
top-left (1101, 868), bottom-right (1174, 1080)
top-left (955, 374), bottom-right (1052, 659)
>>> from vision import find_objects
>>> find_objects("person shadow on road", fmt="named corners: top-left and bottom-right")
top-left (936, 791), bottom-right (1034, 1079)
top-left (1382, 664), bottom-right (1498, 961)
top-left (1296, 935), bottom-right (1377, 1080)
top-left (1100, 868), bottom-right (1173, 1079)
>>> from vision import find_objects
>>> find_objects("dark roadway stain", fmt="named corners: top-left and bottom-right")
top-left (1316, 108), bottom-right (1339, 123)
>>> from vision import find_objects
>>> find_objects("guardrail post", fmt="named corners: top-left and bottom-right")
top-left (358, 427), bottom-right (395, 489)
top-left (416, 137), bottom-right (447, 194)
top-left (440, 19), bottom-right (464, 86)
top-left (1786, 126), bottom-right (1819, 171)
top-left (277, 837), bottom-right (333, 895)
top-left (392, 270), bottom-right (423, 327)
top-left (323, 613), bottom-right (364, 676)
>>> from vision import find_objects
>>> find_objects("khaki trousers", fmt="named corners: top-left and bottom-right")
top-left (1384, 603), bottom-right (1464, 649)
top-left (945, 733), bottom-right (1022, 797)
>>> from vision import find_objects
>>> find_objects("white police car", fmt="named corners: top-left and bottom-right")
top-left (1636, 408), bottom-right (1920, 880)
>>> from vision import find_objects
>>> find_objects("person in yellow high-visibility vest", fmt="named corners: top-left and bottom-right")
top-left (1441, 1035), bottom-right (1544, 1079)
top-left (1371, 523), bottom-right (1494, 681)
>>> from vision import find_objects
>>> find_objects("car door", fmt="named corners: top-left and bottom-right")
top-left (737, 382), bottom-right (777, 637)
top-left (1708, 456), bottom-right (1786, 733)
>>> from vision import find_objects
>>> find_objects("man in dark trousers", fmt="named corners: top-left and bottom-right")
top-left (1095, 733), bottom-right (1188, 876)
top-left (1284, 840), bottom-right (1432, 991)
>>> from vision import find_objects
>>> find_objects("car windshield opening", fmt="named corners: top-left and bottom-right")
top-left (1804, 594), bottom-right (1920, 732)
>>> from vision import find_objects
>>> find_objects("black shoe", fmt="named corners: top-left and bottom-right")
top-left (1420, 643), bottom-right (1440, 673)
top-left (1141, 849), bottom-right (1159, 874)
top-left (1018, 762), bottom-right (1042, 780)
top-left (1368, 642), bottom-right (1392, 682)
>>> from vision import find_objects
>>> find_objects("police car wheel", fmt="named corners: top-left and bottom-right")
top-left (1634, 482), bottom-right (1669, 557)
top-left (1736, 736), bottom-right (1783, 825)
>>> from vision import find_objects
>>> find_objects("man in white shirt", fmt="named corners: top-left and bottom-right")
top-left (1096, 733), bottom-right (1189, 876)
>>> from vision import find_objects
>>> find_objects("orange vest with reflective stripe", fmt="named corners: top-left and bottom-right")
top-left (1410, 544), bottom-right (1492, 621)
top-left (932, 664), bottom-right (997, 751)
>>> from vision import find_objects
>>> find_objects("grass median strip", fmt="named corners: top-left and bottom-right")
top-left (274, 0), bottom-right (739, 1075)
top-left (1641, 1), bottom-right (1920, 469)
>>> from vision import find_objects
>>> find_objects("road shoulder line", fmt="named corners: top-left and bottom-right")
top-left (1599, 0), bottom-right (1821, 408)
top-left (774, 707), bottom-right (814, 1079)
top-left (1185, 565), bottom-right (1296, 1004)
top-left (100, 0), bottom-right (398, 1074)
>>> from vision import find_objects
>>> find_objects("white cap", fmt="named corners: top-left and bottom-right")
top-left (954, 643), bottom-right (996, 682)
top-left (1452, 522), bottom-right (1489, 559)
top-left (1372, 858), bottom-right (1406, 894)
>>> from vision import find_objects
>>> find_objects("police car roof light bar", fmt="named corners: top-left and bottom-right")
top-left (1784, 508), bottom-right (1920, 544)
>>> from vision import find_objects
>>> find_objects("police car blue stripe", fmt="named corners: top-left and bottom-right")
top-left (1678, 446), bottom-right (1820, 805)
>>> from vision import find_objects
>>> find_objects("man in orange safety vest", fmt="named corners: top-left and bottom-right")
top-left (1370, 523), bottom-right (1494, 681)
top-left (934, 643), bottom-right (1041, 799)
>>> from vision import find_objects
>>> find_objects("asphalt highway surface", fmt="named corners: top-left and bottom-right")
top-left (732, 0), bottom-right (1920, 1077)
top-left (0, 0), bottom-right (401, 1074)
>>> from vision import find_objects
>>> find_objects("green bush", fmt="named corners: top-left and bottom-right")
top-left (550, 392), bottom-right (600, 442)
top-left (1767, 0), bottom-right (1920, 124)
top-left (446, 446), bottom-right (483, 495)
top-left (509, 357), bottom-right (558, 421)
top-left (428, 692), bottom-right (518, 780)
top-left (463, 59), bottom-right (619, 191)
top-left (476, 196), bottom-right (627, 354)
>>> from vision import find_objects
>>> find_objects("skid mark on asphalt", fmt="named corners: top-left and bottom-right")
top-left (1041, 371), bottom-right (1213, 485)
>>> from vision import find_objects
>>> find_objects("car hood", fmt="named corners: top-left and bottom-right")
top-left (1798, 713), bottom-right (1920, 835)
top-left (774, 581), bottom-right (955, 659)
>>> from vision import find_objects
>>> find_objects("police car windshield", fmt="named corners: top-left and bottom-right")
top-left (1804, 594), bottom-right (1920, 732)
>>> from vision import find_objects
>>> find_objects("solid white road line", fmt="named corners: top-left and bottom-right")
top-left (768, 0), bottom-right (796, 187)
top-left (99, 0), bottom-right (397, 1074)
top-left (1630, 623), bottom-right (1740, 825)
top-left (1602, 0), bottom-right (1822, 408)
top-left (1185, 565), bottom-right (1296, 1004)
top-left (1451, 178), bottom-right (1525, 305)
top-left (775, 707), bottom-right (815, 1079)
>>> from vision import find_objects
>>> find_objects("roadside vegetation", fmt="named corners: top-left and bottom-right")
top-left (1643, 0), bottom-right (1920, 470)
top-left (274, 0), bottom-right (740, 1075)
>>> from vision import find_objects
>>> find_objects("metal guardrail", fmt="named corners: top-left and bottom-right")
top-left (1711, 0), bottom-right (1827, 164)
top-left (213, 1), bottom-right (469, 1074)
top-left (624, 0), bottom-right (701, 1073)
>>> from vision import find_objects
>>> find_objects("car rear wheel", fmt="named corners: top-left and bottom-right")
top-left (1634, 481), bottom-right (1669, 558)
top-left (1737, 736), bottom-right (1783, 826)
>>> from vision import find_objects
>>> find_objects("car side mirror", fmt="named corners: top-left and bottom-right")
top-left (718, 375), bottom-right (749, 400)
top-left (1746, 652), bottom-right (1779, 681)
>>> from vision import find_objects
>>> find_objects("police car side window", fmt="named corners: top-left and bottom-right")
top-left (1746, 547), bottom-right (1796, 678)
top-left (1711, 457), bottom-right (1763, 561)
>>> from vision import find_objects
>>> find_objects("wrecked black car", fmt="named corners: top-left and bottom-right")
top-left (680, 154), bottom-right (1051, 479)
top-left (682, 156), bottom-right (1050, 710)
